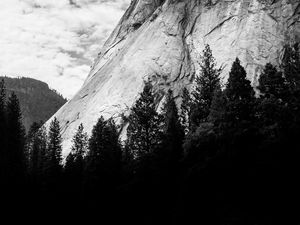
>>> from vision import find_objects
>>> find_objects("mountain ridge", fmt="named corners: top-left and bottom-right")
top-left (49, 0), bottom-right (300, 155)
top-left (1, 76), bottom-right (67, 132)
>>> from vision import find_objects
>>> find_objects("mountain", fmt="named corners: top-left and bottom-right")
top-left (1, 76), bottom-right (67, 132)
top-left (49, 0), bottom-right (300, 155)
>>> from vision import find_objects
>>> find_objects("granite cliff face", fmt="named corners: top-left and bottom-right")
top-left (49, 0), bottom-right (300, 155)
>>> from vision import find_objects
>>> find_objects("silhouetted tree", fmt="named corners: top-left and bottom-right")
top-left (126, 80), bottom-right (163, 158)
top-left (44, 117), bottom-right (62, 194)
top-left (0, 79), bottom-right (7, 187)
top-left (160, 90), bottom-right (185, 165)
top-left (28, 125), bottom-right (47, 188)
top-left (6, 92), bottom-right (26, 186)
top-left (257, 63), bottom-right (288, 129)
top-left (85, 117), bottom-right (122, 200)
top-left (27, 122), bottom-right (43, 141)
top-left (208, 86), bottom-right (226, 124)
top-left (180, 87), bottom-right (191, 134)
top-left (64, 123), bottom-right (88, 196)
top-left (224, 58), bottom-right (255, 125)
top-left (258, 63), bottom-right (287, 100)
top-left (0, 79), bottom-right (6, 144)
top-left (26, 122), bottom-right (43, 170)
top-left (190, 44), bottom-right (221, 129)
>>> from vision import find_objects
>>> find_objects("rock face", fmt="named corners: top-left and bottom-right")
top-left (49, 0), bottom-right (300, 155)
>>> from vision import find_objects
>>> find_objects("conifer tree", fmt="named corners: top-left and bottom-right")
top-left (0, 79), bottom-right (6, 183)
top-left (28, 125), bottom-right (47, 185)
top-left (257, 63), bottom-right (288, 129)
top-left (160, 90), bottom-right (185, 164)
top-left (26, 122), bottom-right (43, 171)
top-left (27, 122), bottom-right (43, 142)
top-left (126, 80), bottom-right (163, 158)
top-left (258, 63), bottom-right (287, 100)
top-left (0, 79), bottom-right (5, 142)
top-left (65, 123), bottom-right (88, 194)
top-left (190, 44), bottom-right (221, 128)
top-left (66, 124), bottom-right (88, 171)
top-left (6, 92), bottom-right (26, 184)
top-left (208, 86), bottom-right (226, 124)
top-left (180, 87), bottom-right (191, 134)
top-left (85, 117), bottom-right (122, 195)
top-left (224, 58), bottom-right (255, 124)
top-left (44, 117), bottom-right (62, 190)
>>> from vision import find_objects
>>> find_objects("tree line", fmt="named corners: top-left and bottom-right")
top-left (0, 43), bottom-right (299, 224)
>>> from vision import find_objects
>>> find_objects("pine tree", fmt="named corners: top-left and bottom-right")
top-left (44, 117), bottom-right (62, 191)
top-left (0, 79), bottom-right (7, 184)
top-left (224, 58), bottom-right (255, 124)
top-left (208, 86), bottom-right (226, 124)
top-left (258, 63), bottom-right (287, 100)
top-left (180, 87), bottom-right (191, 134)
top-left (66, 124), bottom-right (88, 171)
top-left (160, 90), bottom-right (185, 164)
top-left (85, 117), bottom-right (122, 196)
top-left (47, 117), bottom-right (62, 165)
top-left (126, 80), bottom-right (163, 158)
top-left (0, 79), bottom-right (6, 142)
top-left (26, 122), bottom-right (43, 171)
top-left (27, 122), bottom-right (43, 142)
top-left (64, 123), bottom-right (88, 195)
top-left (28, 125), bottom-right (47, 185)
top-left (190, 44), bottom-right (221, 128)
top-left (6, 92), bottom-right (26, 185)
top-left (257, 63), bottom-right (289, 129)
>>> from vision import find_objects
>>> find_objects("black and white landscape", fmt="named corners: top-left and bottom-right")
top-left (0, 0), bottom-right (300, 224)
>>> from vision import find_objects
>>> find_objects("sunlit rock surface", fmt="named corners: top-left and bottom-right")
top-left (48, 0), bottom-right (300, 155)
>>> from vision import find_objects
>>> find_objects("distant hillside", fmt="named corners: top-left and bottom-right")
top-left (1, 76), bottom-right (67, 132)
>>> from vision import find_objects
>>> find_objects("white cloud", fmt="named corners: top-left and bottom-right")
top-left (0, 0), bottom-right (130, 99)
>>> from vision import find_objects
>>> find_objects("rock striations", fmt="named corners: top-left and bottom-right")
top-left (49, 0), bottom-right (300, 155)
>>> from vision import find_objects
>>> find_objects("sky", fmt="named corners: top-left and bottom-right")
top-left (0, 0), bottom-right (130, 99)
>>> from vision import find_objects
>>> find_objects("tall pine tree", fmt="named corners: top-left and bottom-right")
top-left (224, 58), bottom-right (255, 124)
top-left (160, 90), bottom-right (185, 164)
top-left (28, 124), bottom-right (47, 184)
top-left (258, 63), bottom-right (287, 100)
top-left (6, 92), bottom-right (26, 185)
top-left (0, 79), bottom-right (6, 145)
top-left (126, 80), bottom-right (163, 158)
top-left (65, 123), bottom-right (88, 174)
top-left (64, 123), bottom-right (88, 196)
top-left (0, 79), bottom-right (7, 186)
top-left (44, 117), bottom-right (62, 193)
top-left (180, 87), bottom-right (191, 134)
top-left (85, 117), bottom-right (122, 198)
top-left (208, 86), bottom-right (226, 124)
top-left (257, 63), bottom-right (288, 129)
top-left (190, 44), bottom-right (221, 129)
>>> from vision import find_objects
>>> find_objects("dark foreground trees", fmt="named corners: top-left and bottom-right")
top-left (64, 123), bottom-right (87, 197)
top-left (84, 117), bottom-right (122, 200)
top-left (1, 44), bottom-right (300, 224)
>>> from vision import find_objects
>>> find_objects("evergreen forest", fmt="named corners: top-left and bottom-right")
top-left (1, 44), bottom-right (300, 225)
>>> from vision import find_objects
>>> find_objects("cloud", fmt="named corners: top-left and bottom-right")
top-left (0, 0), bottom-right (130, 99)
